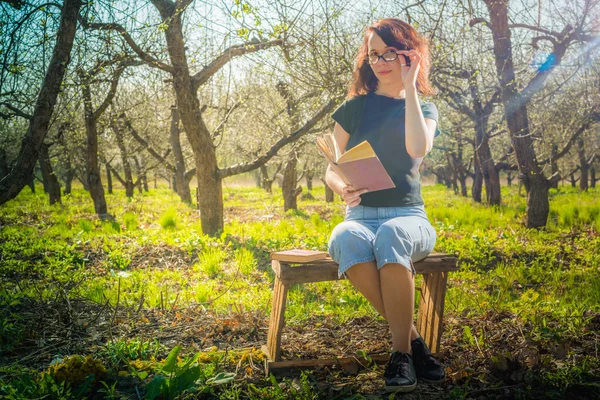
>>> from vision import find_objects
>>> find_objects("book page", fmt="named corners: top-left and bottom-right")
top-left (316, 137), bottom-right (334, 163)
top-left (331, 134), bottom-right (343, 163)
top-left (315, 135), bottom-right (352, 185)
top-left (324, 134), bottom-right (342, 163)
top-left (338, 140), bottom-right (377, 164)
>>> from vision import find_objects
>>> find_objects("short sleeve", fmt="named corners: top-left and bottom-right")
top-left (420, 101), bottom-right (441, 137)
top-left (331, 96), bottom-right (365, 136)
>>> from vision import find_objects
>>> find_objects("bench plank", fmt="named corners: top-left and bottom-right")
top-left (272, 252), bottom-right (458, 285)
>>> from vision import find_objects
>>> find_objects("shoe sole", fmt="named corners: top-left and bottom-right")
top-left (384, 382), bottom-right (417, 393)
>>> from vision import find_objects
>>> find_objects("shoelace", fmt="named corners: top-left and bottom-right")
top-left (389, 353), bottom-right (411, 377)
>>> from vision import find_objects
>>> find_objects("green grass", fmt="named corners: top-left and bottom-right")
top-left (0, 182), bottom-right (599, 398)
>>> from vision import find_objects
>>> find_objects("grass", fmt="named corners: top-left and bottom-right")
top-left (0, 182), bottom-right (599, 399)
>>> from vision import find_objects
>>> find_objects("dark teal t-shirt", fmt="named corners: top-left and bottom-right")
top-left (331, 91), bottom-right (440, 207)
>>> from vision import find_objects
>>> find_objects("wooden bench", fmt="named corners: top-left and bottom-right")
top-left (263, 252), bottom-right (459, 375)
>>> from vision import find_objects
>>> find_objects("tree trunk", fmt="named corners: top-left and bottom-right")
top-left (38, 143), bottom-right (61, 205)
top-left (454, 143), bottom-right (468, 197)
top-left (478, 136), bottom-right (501, 205)
top-left (40, 161), bottom-right (49, 193)
top-left (469, 81), bottom-right (501, 205)
top-left (142, 162), bottom-right (149, 192)
top-left (111, 119), bottom-right (135, 197)
top-left (459, 174), bottom-right (468, 197)
top-left (325, 182), bottom-right (334, 202)
top-left (472, 152), bottom-right (483, 202)
top-left (158, 10), bottom-right (222, 235)
top-left (446, 154), bottom-right (459, 194)
top-left (64, 171), bottom-right (74, 194)
top-left (260, 164), bottom-right (276, 193)
top-left (305, 169), bottom-right (313, 191)
top-left (282, 153), bottom-right (301, 211)
top-left (0, 148), bottom-right (8, 179)
top-left (77, 171), bottom-right (89, 192)
top-left (27, 176), bottom-right (35, 193)
top-left (81, 81), bottom-right (108, 217)
top-left (133, 157), bottom-right (143, 194)
top-left (549, 144), bottom-right (559, 189)
top-left (507, 171), bottom-right (513, 187)
top-left (63, 154), bottom-right (74, 195)
top-left (590, 166), bottom-right (596, 188)
top-left (169, 105), bottom-right (192, 203)
top-left (570, 172), bottom-right (577, 187)
top-left (254, 170), bottom-right (262, 188)
top-left (0, 0), bottom-right (80, 204)
top-left (139, 153), bottom-right (148, 192)
top-left (105, 162), bottom-right (113, 194)
top-left (277, 81), bottom-right (303, 211)
top-left (485, 0), bottom-right (549, 228)
top-left (577, 138), bottom-right (588, 191)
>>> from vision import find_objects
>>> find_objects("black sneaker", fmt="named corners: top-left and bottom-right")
top-left (384, 352), bottom-right (417, 392)
top-left (411, 337), bottom-right (446, 383)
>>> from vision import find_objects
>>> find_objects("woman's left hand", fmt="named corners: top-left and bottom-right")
top-left (396, 50), bottom-right (421, 90)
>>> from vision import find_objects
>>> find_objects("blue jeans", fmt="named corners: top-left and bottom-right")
top-left (328, 204), bottom-right (437, 278)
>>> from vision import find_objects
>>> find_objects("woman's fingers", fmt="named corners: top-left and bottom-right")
top-left (342, 186), bottom-right (368, 206)
top-left (396, 50), bottom-right (421, 66)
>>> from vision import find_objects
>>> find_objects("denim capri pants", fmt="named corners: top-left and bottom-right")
top-left (328, 204), bottom-right (437, 278)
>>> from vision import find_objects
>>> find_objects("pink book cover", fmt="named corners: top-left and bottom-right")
top-left (337, 157), bottom-right (395, 192)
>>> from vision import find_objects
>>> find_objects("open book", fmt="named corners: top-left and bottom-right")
top-left (316, 134), bottom-right (395, 192)
top-left (271, 249), bottom-right (329, 263)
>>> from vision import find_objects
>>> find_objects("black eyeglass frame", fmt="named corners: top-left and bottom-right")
top-left (367, 50), bottom-right (411, 66)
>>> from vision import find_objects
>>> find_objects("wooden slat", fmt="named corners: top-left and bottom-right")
top-left (264, 353), bottom-right (391, 376)
top-left (424, 273), bottom-right (439, 352)
top-left (417, 273), bottom-right (430, 346)
top-left (273, 253), bottom-right (458, 285)
top-left (416, 271), bottom-right (448, 355)
top-left (266, 264), bottom-right (288, 362)
top-left (416, 273), bottom-right (429, 343)
top-left (429, 271), bottom-right (448, 354)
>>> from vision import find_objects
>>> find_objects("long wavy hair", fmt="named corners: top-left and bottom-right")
top-left (348, 18), bottom-right (435, 98)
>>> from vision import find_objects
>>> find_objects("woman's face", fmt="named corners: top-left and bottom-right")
top-left (367, 31), bottom-right (404, 86)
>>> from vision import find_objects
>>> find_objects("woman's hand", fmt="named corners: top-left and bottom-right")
top-left (396, 49), bottom-right (421, 90)
top-left (341, 185), bottom-right (368, 207)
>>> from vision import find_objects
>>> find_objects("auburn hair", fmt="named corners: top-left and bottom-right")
top-left (348, 18), bottom-right (435, 98)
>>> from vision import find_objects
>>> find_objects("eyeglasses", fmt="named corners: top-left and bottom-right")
top-left (367, 50), bottom-right (412, 66)
top-left (368, 50), bottom-right (401, 65)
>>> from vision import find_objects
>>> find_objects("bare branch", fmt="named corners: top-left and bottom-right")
top-left (93, 68), bottom-right (124, 120)
top-left (102, 159), bottom-right (125, 186)
top-left (212, 100), bottom-right (243, 139)
top-left (191, 38), bottom-right (283, 91)
top-left (469, 18), bottom-right (491, 28)
top-left (538, 106), bottom-right (600, 165)
top-left (217, 97), bottom-right (341, 179)
top-left (0, 102), bottom-right (32, 120)
top-left (80, 18), bottom-right (174, 73)
top-left (521, 28), bottom-right (600, 104)
top-left (531, 35), bottom-right (558, 48)
top-left (121, 113), bottom-right (176, 172)
top-left (508, 24), bottom-right (561, 37)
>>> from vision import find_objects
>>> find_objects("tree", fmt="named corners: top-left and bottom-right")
top-left (77, 60), bottom-right (132, 217)
top-left (479, 0), bottom-right (599, 227)
top-left (0, 0), bottom-right (81, 204)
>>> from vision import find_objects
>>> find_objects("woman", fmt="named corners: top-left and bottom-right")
top-left (326, 18), bottom-right (444, 393)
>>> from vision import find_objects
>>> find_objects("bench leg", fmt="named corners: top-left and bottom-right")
top-left (266, 276), bottom-right (288, 362)
top-left (416, 271), bottom-right (448, 354)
